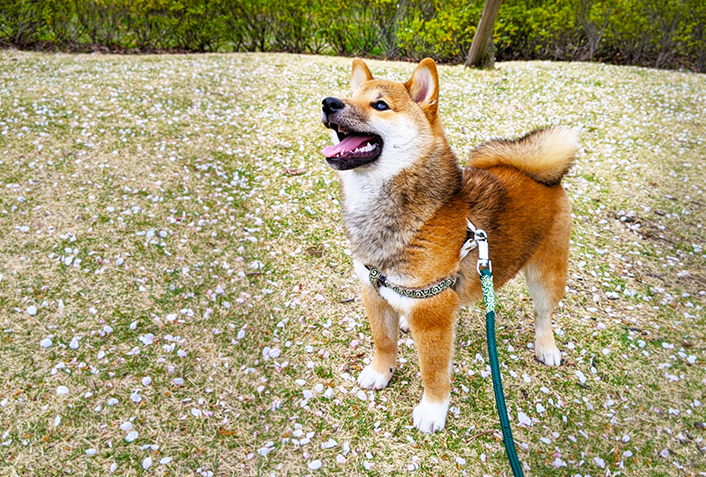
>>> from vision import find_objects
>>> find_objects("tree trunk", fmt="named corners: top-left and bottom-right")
top-left (465, 0), bottom-right (503, 69)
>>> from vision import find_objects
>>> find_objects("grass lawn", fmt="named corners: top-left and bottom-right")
top-left (0, 51), bottom-right (704, 476)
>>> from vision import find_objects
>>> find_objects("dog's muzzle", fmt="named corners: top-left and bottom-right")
top-left (322, 97), bottom-right (345, 116)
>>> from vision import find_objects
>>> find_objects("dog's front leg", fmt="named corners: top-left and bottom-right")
top-left (408, 292), bottom-right (458, 433)
top-left (357, 286), bottom-right (399, 390)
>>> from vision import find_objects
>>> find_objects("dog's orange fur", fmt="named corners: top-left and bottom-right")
top-left (321, 58), bottom-right (577, 433)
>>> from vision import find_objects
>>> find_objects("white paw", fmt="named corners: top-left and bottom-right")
top-left (357, 365), bottom-right (392, 390)
top-left (413, 398), bottom-right (449, 433)
top-left (399, 315), bottom-right (410, 333)
top-left (536, 342), bottom-right (561, 367)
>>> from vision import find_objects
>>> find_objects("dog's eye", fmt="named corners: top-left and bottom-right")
top-left (372, 101), bottom-right (390, 111)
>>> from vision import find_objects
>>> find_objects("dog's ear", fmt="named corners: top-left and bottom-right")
top-left (405, 58), bottom-right (439, 114)
top-left (351, 59), bottom-right (373, 92)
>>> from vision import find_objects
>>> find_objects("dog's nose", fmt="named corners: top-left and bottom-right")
top-left (322, 97), bottom-right (345, 115)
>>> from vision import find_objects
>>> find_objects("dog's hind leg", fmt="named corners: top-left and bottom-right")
top-left (522, 196), bottom-right (571, 367)
top-left (357, 286), bottom-right (399, 390)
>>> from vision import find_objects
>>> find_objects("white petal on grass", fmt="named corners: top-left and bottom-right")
top-left (321, 438), bottom-right (337, 449)
top-left (455, 457), bottom-right (467, 465)
top-left (308, 460), bottom-right (322, 470)
top-left (40, 338), bottom-right (52, 348)
top-left (575, 370), bottom-right (587, 384)
top-left (56, 386), bottom-right (69, 395)
top-left (160, 457), bottom-right (172, 465)
top-left (191, 408), bottom-right (202, 418)
top-left (518, 412), bottom-right (532, 427)
top-left (130, 393), bottom-right (142, 403)
top-left (54, 415), bottom-right (61, 427)
top-left (142, 376), bottom-right (152, 386)
top-left (139, 333), bottom-right (155, 345)
top-left (125, 431), bottom-right (138, 443)
top-left (173, 378), bottom-right (184, 386)
top-left (110, 463), bottom-right (118, 473)
top-left (85, 448), bottom-right (97, 456)
top-left (142, 457), bottom-right (152, 470)
top-left (27, 305), bottom-right (37, 316)
top-left (120, 421), bottom-right (133, 431)
top-left (356, 390), bottom-right (367, 401)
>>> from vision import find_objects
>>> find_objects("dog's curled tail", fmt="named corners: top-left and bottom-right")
top-left (469, 127), bottom-right (578, 186)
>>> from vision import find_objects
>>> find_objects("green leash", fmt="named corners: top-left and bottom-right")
top-left (476, 231), bottom-right (525, 477)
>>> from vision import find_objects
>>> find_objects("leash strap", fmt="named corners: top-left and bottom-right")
top-left (476, 230), bottom-right (525, 477)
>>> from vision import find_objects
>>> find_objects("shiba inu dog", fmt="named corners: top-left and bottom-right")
top-left (320, 58), bottom-right (577, 433)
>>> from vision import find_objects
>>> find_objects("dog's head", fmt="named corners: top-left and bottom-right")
top-left (321, 58), bottom-right (441, 172)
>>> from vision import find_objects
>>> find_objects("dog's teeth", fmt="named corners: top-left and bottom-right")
top-left (355, 143), bottom-right (375, 154)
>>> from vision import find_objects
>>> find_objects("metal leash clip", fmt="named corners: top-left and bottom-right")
top-left (474, 229), bottom-right (492, 275)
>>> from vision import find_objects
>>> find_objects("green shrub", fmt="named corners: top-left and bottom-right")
top-left (0, 0), bottom-right (44, 48)
top-left (0, 0), bottom-right (703, 71)
top-left (398, 1), bottom-right (484, 63)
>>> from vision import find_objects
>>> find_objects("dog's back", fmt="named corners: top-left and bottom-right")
top-left (454, 127), bottom-right (576, 298)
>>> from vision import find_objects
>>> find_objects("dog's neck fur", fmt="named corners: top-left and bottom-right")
top-left (339, 136), bottom-right (462, 272)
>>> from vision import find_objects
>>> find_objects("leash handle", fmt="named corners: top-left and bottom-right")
top-left (481, 269), bottom-right (525, 477)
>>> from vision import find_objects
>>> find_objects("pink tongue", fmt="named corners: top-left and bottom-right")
top-left (322, 135), bottom-right (375, 158)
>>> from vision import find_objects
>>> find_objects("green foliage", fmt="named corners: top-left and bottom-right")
top-left (0, 0), bottom-right (703, 70)
top-left (0, 0), bottom-right (44, 48)
top-left (398, 1), bottom-right (484, 63)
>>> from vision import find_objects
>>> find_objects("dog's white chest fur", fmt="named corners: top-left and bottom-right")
top-left (353, 260), bottom-right (417, 316)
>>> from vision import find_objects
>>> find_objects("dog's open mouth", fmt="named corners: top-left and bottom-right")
top-left (322, 123), bottom-right (382, 170)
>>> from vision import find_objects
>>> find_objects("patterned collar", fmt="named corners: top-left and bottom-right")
top-left (365, 265), bottom-right (457, 299)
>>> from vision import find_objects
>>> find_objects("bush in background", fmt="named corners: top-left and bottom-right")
top-left (0, 0), bottom-right (703, 71)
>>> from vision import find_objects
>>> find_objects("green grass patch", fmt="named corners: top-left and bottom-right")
top-left (0, 51), bottom-right (704, 476)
